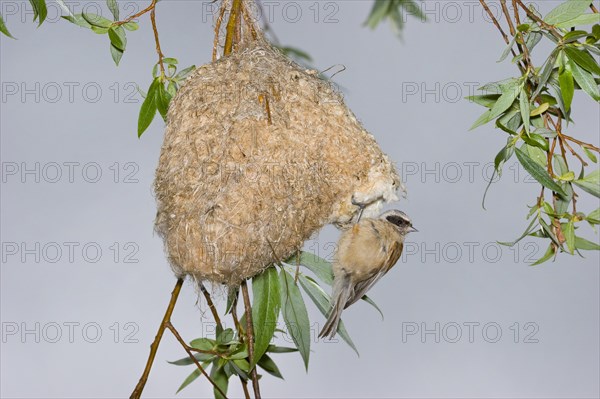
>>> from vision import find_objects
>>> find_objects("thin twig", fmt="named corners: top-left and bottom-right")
top-left (241, 281), bottom-right (261, 399)
top-left (479, 0), bottom-right (525, 74)
top-left (591, 3), bottom-right (599, 13)
top-left (150, 6), bottom-right (165, 77)
top-left (562, 134), bottom-right (600, 153)
top-left (166, 322), bottom-right (229, 399)
top-left (229, 291), bottom-right (251, 399)
top-left (515, 0), bottom-right (562, 40)
top-left (130, 278), bottom-right (184, 399)
top-left (115, 0), bottom-right (158, 25)
top-left (199, 282), bottom-right (223, 329)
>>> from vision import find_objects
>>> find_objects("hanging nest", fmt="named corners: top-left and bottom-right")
top-left (154, 7), bottom-right (402, 286)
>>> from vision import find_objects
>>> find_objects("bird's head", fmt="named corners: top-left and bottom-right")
top-left (379, 209), bottom-right (418, 235)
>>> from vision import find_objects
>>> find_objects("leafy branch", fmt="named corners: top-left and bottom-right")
top-left (472, 0), bottom-right (600, 264)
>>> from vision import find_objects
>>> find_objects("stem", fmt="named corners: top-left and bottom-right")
top-left (150, 6), bottom-right (165, 77)
top-left (591, 3), bottom-right (599, 13)
top-left (115, 0), bottom-right (158, 25)
top-left (241, 281), bottom-right (261, 399)
top-left (199, 282), bottom-right (223, 329)
top-left (230, 291), bottom-right (251, 399)
top-left (130, 278), bottom-right (184, 399)
top-left (166, 322), bottom-right (229, 399)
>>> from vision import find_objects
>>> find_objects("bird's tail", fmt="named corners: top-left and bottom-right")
top-left (319, 273), bottom-right (352, 339)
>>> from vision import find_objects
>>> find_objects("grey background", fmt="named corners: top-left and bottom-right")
top-left (1, 0), bottom-right (599, 398)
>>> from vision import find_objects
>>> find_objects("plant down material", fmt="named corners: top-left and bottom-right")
top-left (155, 32), bottom-right (401, 286)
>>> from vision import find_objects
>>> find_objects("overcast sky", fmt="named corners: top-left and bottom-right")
top-left (1, 0), bottom-right (599, 398)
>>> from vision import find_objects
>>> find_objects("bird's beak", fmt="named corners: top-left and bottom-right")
top-left (409, 226), bottom-right (418, 233)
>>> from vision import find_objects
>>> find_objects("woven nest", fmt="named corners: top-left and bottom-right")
top-left (154, 38), bottom-right (402, 286)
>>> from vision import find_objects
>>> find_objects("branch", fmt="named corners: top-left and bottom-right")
top-left (224, 0), bottom-right (243, 56)
top-left (130, 278), bottom-right (184, 399)
top-left (199, 282), bottom-right (223, 329)
top-left (150, 6), bottom-right (165, 77)
top-left (166, 322), bottom-right (229, 399)
top-left (213, 0), bottom-right (227, 61)
top-left (241, 280), bottom-right (261, 399)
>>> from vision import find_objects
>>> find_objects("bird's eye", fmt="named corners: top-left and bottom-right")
top-left (386, 215), bottom-right (408, 227)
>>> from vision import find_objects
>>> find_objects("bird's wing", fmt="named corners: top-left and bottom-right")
top-left (343, 240), bottom-right (403, 309)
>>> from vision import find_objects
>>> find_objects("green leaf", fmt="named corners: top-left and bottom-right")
top-left (556, 12), bottom-right (600, 28)
top-left (563, 29), bottom-right (590, 43)
top-left (267, 345), bottom-right (299, 353)
top-left (29, 0), bottom-right (47, 26)
top-left (108, 26), bottom-right (126, 51)
top-left (544, 0), bottom-right (592, 26)
top-left (532, 128), bottom-right (557, 139)
top-left (569, 59), bottom-right (600, 100)
top-left (361, 295), bottom-right (384, 320)
top-left (106, 0), bottom-right (119, 20)
top-left (123, 21), bottom-right (139, 31)
top-left (555, 182), bottom-right (573, 215)
top-left (588, 207), bottom-right (600, 224)
top-left (62, 14), bottom-right (92, 29)
top-left (584, 147), bottom-right (598, 163)
top-left (251, 266), bottom-right (281, 368)
top-left (575, 236), bottom-right (600, 250)
top-left (519, 89), bottom-right (530, 133)
top-left (138, 78), bottom-right (159, 137)
top-left (110, 44), bottom-right (123, 66)
top-left (558, 66), bottom-right (575, 112)
top-left (190, 337), bottom-right (215, 351)
top-left (533, 51), bottom-right (558, 100)
top-left (529, 102), bottom-right (549, 117)
top-left (156, 82), bottom-right (172, 121)
top-left (470, 109), bottom-right (494, 130)
top-left (489, 81), bottom-right (522, 120)
top-left (515, 147), bottom-right (567, 196)
top-left (0, 13), bottom-right (15, 38)
top-left (279, 269), bottom-right (310, 370)
top-left (257, 354), bottom-right (283, 379)
top-left (291, 251), bottom-right (333, 285)
top-left (498, 215), bottom-right (539, 246)
top-left (82, 12), bottom-right (112, 28)
top-left (564, 221), bottom-right (576, 253)
top-left (498, 35), bottom-right (517, 63)
top-left (364, 0), bottom-right (391, 29)
top-left (523, 143), bottom-right (547, 167)
top-left (522, 133), bottom-right (549, 151)
top-left (169, 352), bottom-right (215, 366)
top-left (554, 154), bottom-right (569, 176)
top-left (297, 274), bottom-right (358, 355)
top-left (175, 65), bottom-right (196, 81)
top-left (564, 46), bottom-right (600, 75)
top-left (55, 0), bottom-right (73, 17)
top-left (531, 244), bottom-right (556, 266)
top-left (176, 368), bottom-right (201, 394)
top-left (573, 169), bottom-right (600, 198)
top-left (210, 361), bottom-right (229, 399)
top-left (466, 94), bottom-right (501, 108)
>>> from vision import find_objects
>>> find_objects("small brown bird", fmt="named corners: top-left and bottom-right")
top-left (319, 209), bottom-right (417, 339)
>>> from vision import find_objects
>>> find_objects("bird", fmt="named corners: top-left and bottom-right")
top-left (319, 209), bottom-right (417, 339)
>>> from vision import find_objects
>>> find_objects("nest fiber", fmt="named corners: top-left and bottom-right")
top-left (155, 42), bottom-right (401, 286)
